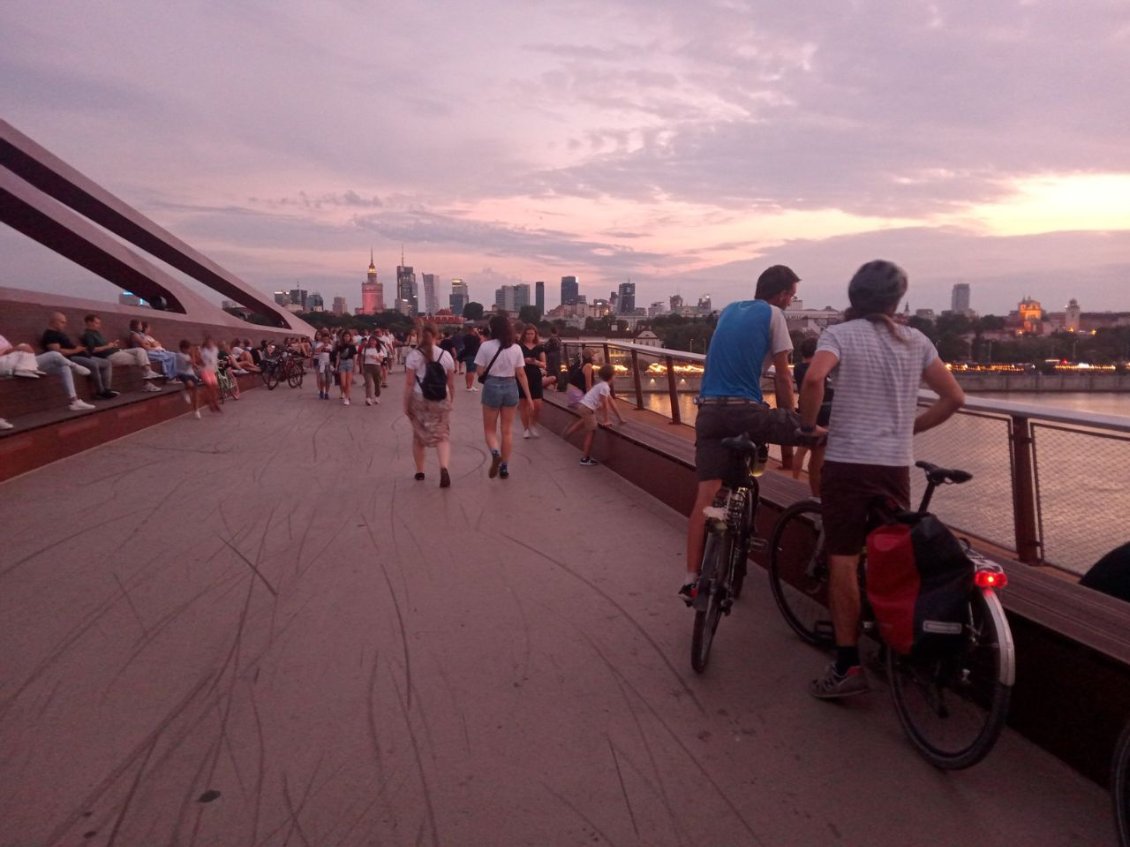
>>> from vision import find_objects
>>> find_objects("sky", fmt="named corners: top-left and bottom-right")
top-left (2, 0), bottom-right (1129, 317)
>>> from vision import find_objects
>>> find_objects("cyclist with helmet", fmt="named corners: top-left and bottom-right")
top-left (798, 260), bottom-right (965, 698)
top-left (681, 265), bottom-right (811, 603)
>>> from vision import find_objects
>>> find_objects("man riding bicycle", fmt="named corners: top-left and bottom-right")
top-left (681, 265), bottom-right (812, 604)
top-left (797, 260), bottom-right (965, 699)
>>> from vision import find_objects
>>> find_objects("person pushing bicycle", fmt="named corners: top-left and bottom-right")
top-left (797, 260), bottom-right (965, 699)
top-left (681, 265), bottom-right (815, 604)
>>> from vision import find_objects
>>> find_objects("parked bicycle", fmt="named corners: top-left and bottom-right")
top-left (261, 351), bottom-right (304, 390)
top-left (767, 460), bottom-right (1015, 769)
top-left (689, 432), bottom-right (768, 673)
top-left (216, 362), bottom-right (240, 403)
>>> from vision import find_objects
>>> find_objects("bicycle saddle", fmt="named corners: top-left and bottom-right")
top-left (916, 460), bottom-right (973, 485)
top-left (721, 432), bottom-right (764, 455)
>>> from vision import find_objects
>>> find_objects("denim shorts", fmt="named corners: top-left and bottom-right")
top-left (481, 376), bottom-right (518, 408)
top-left (338, 359), bottom-right (355, 373)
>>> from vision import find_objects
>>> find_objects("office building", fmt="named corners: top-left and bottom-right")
top-left (422, 273), bottom-right (438, 315)
top-left (397, 260), bottom-right (417, 316)
top-left (951, 283), bottom-right (971, 316)
top-left (289, 288), bottom-right (308, 311)
top-left (308, 292), bottom-right (325, 312)
top-left (561, 275), bottom-right (579, 306)
top-left (361, 251), bottom-right (384, 313)
top-left (450, 278), bottom-right (469, 314)
top-left (535, 281), bottom-right (545, 315)
top-left (617, 281), bottom-right (636, 315)
top-left (273, 291), bottom-right (290, 307)
top-left (332, 296), bottom-right (347, 316)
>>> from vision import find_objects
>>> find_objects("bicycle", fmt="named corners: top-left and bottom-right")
top-left (689, 432), bottom-right (768, 673)
top-left (216, 363), bottom-right (240, 403)
top-left (767, 461), bottom-right (1015, 769)
top-left (1114, 719), bottom-right (1130, 846)
top-left (261, 351), bottom-right (304, 390)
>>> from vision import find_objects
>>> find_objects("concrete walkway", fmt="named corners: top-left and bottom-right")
top-left (0, 376), bottom-right (1112, 846)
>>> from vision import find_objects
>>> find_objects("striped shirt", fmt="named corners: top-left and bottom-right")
top-left (817, 319), bottom-right (938, 466)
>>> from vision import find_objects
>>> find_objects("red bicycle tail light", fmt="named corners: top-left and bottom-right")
top-left (974, 570), bottom-right (1007, 589)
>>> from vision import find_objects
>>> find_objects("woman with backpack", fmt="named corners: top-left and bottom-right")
top-left (403, 323), bottom-right (456, 487)
top-left (474, 315), bottom-right (531, 480)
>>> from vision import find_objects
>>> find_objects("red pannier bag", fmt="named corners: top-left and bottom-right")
top-left (865, 514), bottom-right (974, 655)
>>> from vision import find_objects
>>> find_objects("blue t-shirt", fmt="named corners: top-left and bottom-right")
top-left (699, 300), bottom-right (791, 402)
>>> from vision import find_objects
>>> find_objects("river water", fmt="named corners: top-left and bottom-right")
top-left (636, 389), bottom-right (1129, 575)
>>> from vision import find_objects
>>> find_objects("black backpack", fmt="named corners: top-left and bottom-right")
top-left (417, 350), bottom-right (449, 401)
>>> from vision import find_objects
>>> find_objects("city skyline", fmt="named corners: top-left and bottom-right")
top-left (1, 2), bottom-right (1127, 317)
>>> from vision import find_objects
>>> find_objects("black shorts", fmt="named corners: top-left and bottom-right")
top-left (694, 402), bottom-right (804, 482)
top-left (820, 461), bottom-right (910, 555)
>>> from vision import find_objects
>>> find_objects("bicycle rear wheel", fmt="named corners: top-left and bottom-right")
top-left (887, 589), bottom-right (1014, 769)
top-left (729, 484), bottom-right (756, 601)
top-left (691, 533), bottom-right (730, 674)
top-left (265, 365), bottom-right (280, 390)
top-left (768, 500), bottom-right (832, 646)
top-left (287, 363), bottom-right (304, 388)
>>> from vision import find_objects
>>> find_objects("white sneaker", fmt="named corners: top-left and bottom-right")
top-left (68, 398), bottom-right (95, 411)
top-left (530, 426), bottom-right (541, 438)
top-left (14, 370), bottom-right (40, 379)
top-left (523, 428), bottom-right (531, 439)
top-left (142, 370), bottom-right (161, 380)
top-left (0, 418), bottom-right (13, 430)
top-left (194, 410), bottom-right (202, 419)
top-left (374, 397), bottom-right (381, 405)
top-left (70, 363), bottom-right (91, 376)
top-left (343, 398), bottom-right (350, 406)
top-left (182, 391), bottom-right (191, 405)
top-left (142, 383), bottom-right (162, 392)
top-left (365, 398), bottom-right (372, 406)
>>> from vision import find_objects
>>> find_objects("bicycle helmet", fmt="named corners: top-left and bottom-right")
top-left (848, 260), bottom-right (908, 311)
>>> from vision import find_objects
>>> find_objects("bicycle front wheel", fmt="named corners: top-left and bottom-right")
top-left (887, 589), bottom-right (1014, 769)
top-left (691, 533), bottom-right (730, 674)
top-left (265, 367), bottom-right (280, 390)
top-left (768, 500), bottom-right (832, 646)
top-left (288, 364), bottom-right (304, 388)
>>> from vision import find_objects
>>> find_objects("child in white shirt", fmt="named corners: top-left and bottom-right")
top-left (562, 363), bottom-right (625, 466)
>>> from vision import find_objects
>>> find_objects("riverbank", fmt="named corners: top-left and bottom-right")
top-left (950, 372), bottom-right (1128, 393)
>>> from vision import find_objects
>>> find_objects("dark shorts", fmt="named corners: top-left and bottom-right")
top-left (693, 402), bottom-right (804, 481)
top-left (820, 461), bottom-right (910, 555)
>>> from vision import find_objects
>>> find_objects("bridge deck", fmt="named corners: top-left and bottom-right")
top-left (0, 377), bottom-right (1110, 846)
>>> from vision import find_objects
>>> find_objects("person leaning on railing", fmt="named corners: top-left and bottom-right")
top-left (680, 265), bottom-right (812, 605)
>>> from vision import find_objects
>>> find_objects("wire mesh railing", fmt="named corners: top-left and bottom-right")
top-left (559, 339), bottom-right (1130, 576)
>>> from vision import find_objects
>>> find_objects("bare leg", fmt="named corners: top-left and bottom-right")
top-left (412, 439), bottom-right (426, 473)
top-left (499, 405), bottom-right (516, 462)
top-left (436, 439), bottom-right (451, 469)
top-left (828, 553), bottom-right (862, 648)
top-left (482, 406), bottom-right (500, 452)
top-left (685, 479), bottom-right (724, 579)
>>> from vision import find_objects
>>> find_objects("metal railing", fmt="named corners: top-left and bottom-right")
top-left (561, 339), bottom-right (1130, 576)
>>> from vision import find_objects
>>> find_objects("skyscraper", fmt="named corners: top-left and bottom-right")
top-left (617, 281), bottom-right (636, 314)
top-left (332, 296), bottom-right (347, 316)
top-left (514, 283), bottom-right (531, 311)
top-left (535, 281), bottom-right (545, 315)
top-left (561, 275), bottom-right (579, 306)
top-left (289, 288), bottom-right (308, 311)
top-left (422, 273), bottom-right (438, 315)
top-left (361, 250), bottom-right (384, 314)
top-left (450, 278), bottom-right (469, 314)
top-left (951, 283), bottom-right (971, 315)
top-left (308, 292), bottom-right (325, 312)
top-left (397, 253), bottom-right (417, 316)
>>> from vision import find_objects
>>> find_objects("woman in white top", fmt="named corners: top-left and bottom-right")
top-left (360, 335), bottom-right (384, 406)
top-left (403, 323), bottom-right (456, 487)
top-left (798, 260), bottom-right (965, 699)
top-left (473, 315), bottom-right (531, 480)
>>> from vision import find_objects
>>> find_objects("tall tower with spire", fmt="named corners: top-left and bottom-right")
top-left (396, 245), bottom-right (417, 316)
top-left (361, 248), bottom-right (384, 313)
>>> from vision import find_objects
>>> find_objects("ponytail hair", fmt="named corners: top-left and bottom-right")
top-left (418, 322), bottom-right (439, 361)
top-left (488, 314), bottom-right (514, 348)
